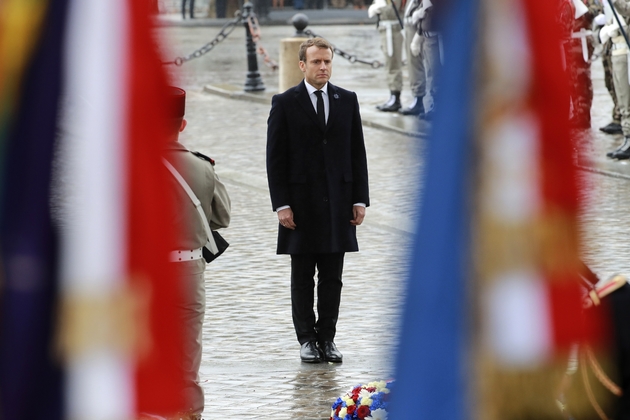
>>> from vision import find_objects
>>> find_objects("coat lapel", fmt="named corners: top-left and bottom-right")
top-left (326, 83), bottom-right (340, 132)
top-left (295, 81), bottom-right (321, 129)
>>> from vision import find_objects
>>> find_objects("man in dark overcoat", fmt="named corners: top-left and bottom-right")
top-left (266, 38), bottom-right (370, 364)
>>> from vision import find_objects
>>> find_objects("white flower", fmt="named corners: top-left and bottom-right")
top-left (359, 389), bottom-right (373, 399)
top-left (366, 408), bottom-right (388, 420)
top-left (339, 407), bottom-right (347, 418)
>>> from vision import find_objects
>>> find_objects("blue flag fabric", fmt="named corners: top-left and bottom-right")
top-left (389, 0), bottom-right (479, 418)
top-left (0, 1), bottom-right (69, 418)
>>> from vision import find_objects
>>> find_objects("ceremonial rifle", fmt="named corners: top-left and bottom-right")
top-left (391, 0), bottom-right (404, 29)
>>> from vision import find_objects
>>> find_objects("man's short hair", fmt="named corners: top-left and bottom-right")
top-left (298, 38), bottom-right (334, 62)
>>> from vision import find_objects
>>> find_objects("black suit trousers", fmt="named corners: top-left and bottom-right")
top-left (290, 253), bottom-right (344, 345)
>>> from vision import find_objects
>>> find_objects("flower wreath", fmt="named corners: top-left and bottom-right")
top-left (330, 380), bottom-right (394, 420)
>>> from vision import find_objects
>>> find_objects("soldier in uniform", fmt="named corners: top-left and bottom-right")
top-left (600, 38), bottom-right (623, 134)
top-left (163, 87), bottom-right (231, 418)
top-left (369, 0), bottom-right (405, 112)
top-left (400, 0), bottom-right (437, 117)
top-left (600, 0), bottom-right (630, 159)
top-left (404, 0), bottom-right (439, 117)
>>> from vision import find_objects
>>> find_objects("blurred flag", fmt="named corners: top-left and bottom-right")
top-left (1, 0), bottom-right (187, 419)
top-left (390, 0), bottom-right (603, 418)
top-left (0, 1), bottom-right (68, 419)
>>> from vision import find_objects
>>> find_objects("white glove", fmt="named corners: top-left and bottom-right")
top-left (368, 0), bottom-right (387, 18)
top-left (410, 32), bottom-right (422, 56)
top-left (594, 13), bottom-right (607, 26)
top-left (411, 9), bottom-right (425, 26)
top-left (600, 22), bottom-right (620, 44)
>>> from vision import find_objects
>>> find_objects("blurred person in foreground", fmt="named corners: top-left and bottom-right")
top-left (266, 38), bottom-right (369, 364)
top-left (369, 0), bottom-right (406, 112)
top-left (161, 87), bottom-right (231, 419)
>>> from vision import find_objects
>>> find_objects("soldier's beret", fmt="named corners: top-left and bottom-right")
top-left (167, 86), bottom-right (186, 118)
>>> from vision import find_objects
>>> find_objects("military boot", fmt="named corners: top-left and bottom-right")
top-left (399, 96), bottom-right (425, 116)
top-left (606, 136), bottom-right (630, 158)
top-left (376, 91), bottom-right (401, 112)
top-left (610, 137), bottom-right (630, 160)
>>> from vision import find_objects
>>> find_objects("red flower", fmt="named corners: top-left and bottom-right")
top-left (335, 406), bottom-right (341, 416)
top-left (347, 405), bottom-right (356, 415)
top-left (357, 405), bottom-right (371, 419)
top-left (366, 387), bottom-right (376, 392)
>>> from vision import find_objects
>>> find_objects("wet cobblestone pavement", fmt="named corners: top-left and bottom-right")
top-left (156, 20), bottom-right (630, 419)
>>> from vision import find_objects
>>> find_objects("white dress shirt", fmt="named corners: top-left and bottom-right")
top-left (304, 80), bottom-right (329, 124)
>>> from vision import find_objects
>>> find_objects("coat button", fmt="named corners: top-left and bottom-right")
top-left (323, 139), bottom-right (327, 144)
top-left (323, 197), bottom-right (328, 202)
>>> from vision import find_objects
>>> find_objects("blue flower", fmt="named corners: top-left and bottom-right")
top-left (370, 394), bottom-right (386, 410)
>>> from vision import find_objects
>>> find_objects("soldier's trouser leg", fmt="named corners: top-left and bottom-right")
top-left (612, 55), bottom-right (630, 137)
top-left (380, 24), bottom-right (404, 93)
top-left (404, 25), bottom-right (426, 98)
top-left (423, 34), bottom-right (440, 100)
top-left (176, 259), bottom-right (206, 414)
top-left (603, 42), bottom-right (622, 123)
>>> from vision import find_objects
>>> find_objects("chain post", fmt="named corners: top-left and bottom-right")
top-left (242, 2), bottom-right (265, 92)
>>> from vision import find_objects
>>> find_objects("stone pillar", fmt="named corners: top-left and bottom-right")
top-left (279, 37), bottom-right (307, 93)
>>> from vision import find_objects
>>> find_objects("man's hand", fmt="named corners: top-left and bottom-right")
top-left (350, 205), bottom-right (366, 226)
top-left (278, 208), bottom-right (296, 230)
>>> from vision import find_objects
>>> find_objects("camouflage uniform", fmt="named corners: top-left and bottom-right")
top-left (564, 0), bottom-right (601, 128)
top-left (610, 0), bottom-right (630, 137)
top-left (602, 39), bottom-right (622, 124)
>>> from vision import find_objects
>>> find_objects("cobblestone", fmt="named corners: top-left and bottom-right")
top-left (157, 20), bottom-right (630, 419)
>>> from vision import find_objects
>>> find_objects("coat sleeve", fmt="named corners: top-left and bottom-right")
top-left (210, 169), bottom-right (231, 230)
top-left (350, 92), bottom-right (370, 207)
top-left (266, 94), bottom-right (291, 211)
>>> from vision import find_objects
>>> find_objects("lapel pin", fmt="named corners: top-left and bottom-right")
top-left (333, 94), bottom-right (339, 99)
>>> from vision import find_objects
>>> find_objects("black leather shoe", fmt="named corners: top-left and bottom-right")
top-left (376, 91), bottom-right (401, 112)
top-left (600, 122), bottom-right (623, 135)
top-left (300, 341), bottom-right (322, 363)
top-left (320, 341), bottom-right (343, 363)
top-left (400, 96), bottom-right (425, 116)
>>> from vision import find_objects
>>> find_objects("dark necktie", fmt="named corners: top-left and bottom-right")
top-left (314, 90), bottom-right (326, 129)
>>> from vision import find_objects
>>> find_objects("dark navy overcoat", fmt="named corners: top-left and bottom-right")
top-left (266, 81), bottom-right (370, 255)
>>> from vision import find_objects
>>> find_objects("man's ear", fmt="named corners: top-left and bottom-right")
top-left (298, 60), bottom-right (306, 72)
top-left (179, 118), bottom-right (187, 132)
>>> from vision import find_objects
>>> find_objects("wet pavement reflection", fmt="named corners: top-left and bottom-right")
top-left (156, 20), bottom-right (630, 419)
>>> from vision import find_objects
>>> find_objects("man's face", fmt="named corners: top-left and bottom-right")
top-left (299, 46), bottom-right (333, 89)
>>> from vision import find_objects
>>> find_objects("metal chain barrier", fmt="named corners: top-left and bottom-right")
top-left (246, 15), bottom-right (279, 70)
top-left (162, 12), bottom-right (243, 66)
top-left (304, 29), bottom-right (382, 69)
